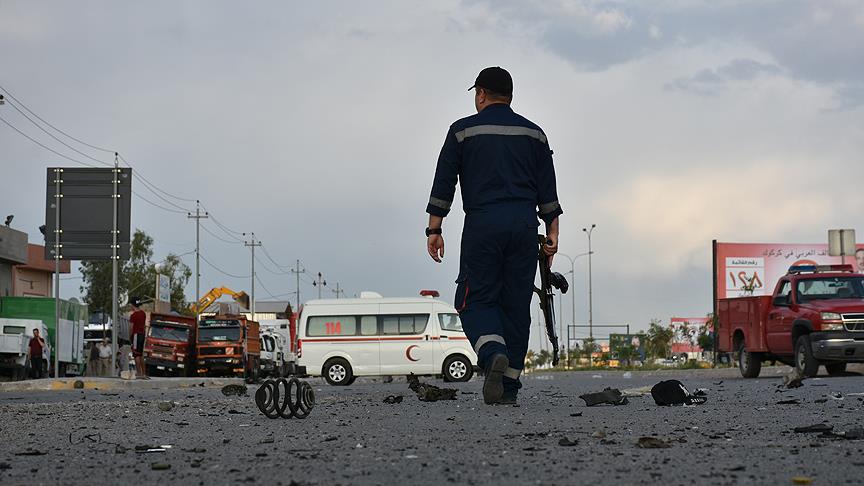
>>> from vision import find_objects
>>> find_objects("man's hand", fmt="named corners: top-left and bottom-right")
top-left (428, 235), bottom-right (445, 263)
top-left (543, 216), bottom-right (559, 266)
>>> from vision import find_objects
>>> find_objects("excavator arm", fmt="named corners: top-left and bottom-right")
top-left (190, 286), bottom-right (250, 314)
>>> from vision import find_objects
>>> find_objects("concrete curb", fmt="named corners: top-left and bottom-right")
top-left (0, 376), bottom-right (245, 392)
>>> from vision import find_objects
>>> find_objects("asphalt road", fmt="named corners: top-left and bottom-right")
top-left (2, 367), bottom-right (863, 485)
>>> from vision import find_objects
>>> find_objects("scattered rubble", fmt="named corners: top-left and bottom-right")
top-left (776, 399), bottom-right (800, 405)
top-left (793, 424), bottom-right (832, 434)
top-left (157, 401), bottom-right (174, 411)
top-left (383, 395), bottom-right (403, 404)
top-left (636, 437), bottom-right (672, 449)
top-left (221, 384), bottom-right (248, 397)
top-left (407, 374), bottom-right (457, 402)
top-left (579, 388), bottom-right (628, 406)
top-left (782, 370), bottom-right (804, 389)
top-left (73, 380), bottom-right (84, 389)
top-left (558, 437), bottom-right (578, 447)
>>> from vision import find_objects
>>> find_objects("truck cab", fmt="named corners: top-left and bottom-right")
top-left (144, 313), bottom-right (197, 376)
top-left (259, 330), bottom-right (285, 378)
top-left (719, 264), bottom-right (864, 378)
top-left (0, 319), bottom-right (49, 380)
top-left (196, 315), bottom-right (261, 382)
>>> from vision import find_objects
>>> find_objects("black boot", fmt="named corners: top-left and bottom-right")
top-left (482, 353), bottom-right (508, 405)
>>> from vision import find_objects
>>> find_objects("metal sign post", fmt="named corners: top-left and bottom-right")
top-left (53, 168), bottom-right (62, 378)
top-left (111, 155), bottom-right (120, 375)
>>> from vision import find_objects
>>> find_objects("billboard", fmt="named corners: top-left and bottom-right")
top-left (714, 242), bottom-right (864, 299)
top-left (670, 317), bottom-right (709, 354)
top-left (609, 333), bottom-right (646, 361)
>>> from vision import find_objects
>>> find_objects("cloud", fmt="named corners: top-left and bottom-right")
top-left (597, 163), bottom-right (835, 276)
top-left (667, 58), bottom-right (784, 95)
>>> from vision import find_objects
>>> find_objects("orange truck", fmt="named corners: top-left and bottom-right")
top-left (144, 313), bottom-right (197, 376)
top-left (196, 315), bottom-right (261, 381)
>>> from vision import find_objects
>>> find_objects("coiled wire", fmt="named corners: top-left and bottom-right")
top-left (255, 377), bottom-right (315, 419)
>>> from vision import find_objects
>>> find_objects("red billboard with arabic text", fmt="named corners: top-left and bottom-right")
top-left (715, 242), bottom-right (864, 299)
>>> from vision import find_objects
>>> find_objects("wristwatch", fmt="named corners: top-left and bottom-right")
top-left (425, 227), bottom-right (442, 237)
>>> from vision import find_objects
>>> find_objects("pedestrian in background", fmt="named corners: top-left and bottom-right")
top-left (87, 342), bottom-right (99, 376)
top-left (118, 340), bottom-right (132, 377)
top-left (425, 67), bottom-right (562, 405)
top-left (129, 298), bottom-right (149, 379)
top-left (26, 328), bottom-right (47, 379)
top-left (98, 338), bottom-right (113, 376)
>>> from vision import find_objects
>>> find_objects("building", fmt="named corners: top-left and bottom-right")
top-left (12, 244), bottom-right (71, 297)
top-left (0, 225), bottom-right (28, 297)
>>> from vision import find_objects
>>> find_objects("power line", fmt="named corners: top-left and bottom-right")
top-left (255, 274), bottom-right (281, 301)
top-left (4, 99), bottom-right (113, 167)
top-left (0, 84), bottom-right (116, 154)
top-left (0, 115), bottom-right (101, 168)
top-left (199, 253), bottom-right (250, 279)
top-left (200, 223), bottom-right (242, 245)
top-left (260, 244), bottom-right (292, 270)
top-left (133, 190), bottom-right (189, 215)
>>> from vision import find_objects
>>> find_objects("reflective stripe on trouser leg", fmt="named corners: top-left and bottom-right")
top-left (474, 334), bottom-right (506, 354)
top-left (503, 367), bottom-right (522, 379)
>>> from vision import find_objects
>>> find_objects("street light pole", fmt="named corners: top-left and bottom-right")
top-left (582, 224), bottom-right (596, 341)
top-left (556, 251), bottom-right (590, 368)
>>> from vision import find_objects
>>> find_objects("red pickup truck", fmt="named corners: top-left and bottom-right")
top-left (718, 265), bottom-right (864, 378)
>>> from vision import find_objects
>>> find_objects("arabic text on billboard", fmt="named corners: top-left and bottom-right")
top-left (716, 243), bottom-right (864, 299)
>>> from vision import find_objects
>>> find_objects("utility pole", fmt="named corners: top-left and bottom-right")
top-left (313, 272), bottom-right (327, 299)
top-left (291, 260), bottom-right (305, 311)
top-left (243, 232), bottom-right (261, 320)
top-left (582, 224), bottom-right (596, 340)
top-left (331, 282), bottom-right (345, 299)
top-left (187, 200), bottom-right (208, 320)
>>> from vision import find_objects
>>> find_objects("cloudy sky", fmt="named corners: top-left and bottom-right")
top-left (2, 0), bottom-right (863, 350)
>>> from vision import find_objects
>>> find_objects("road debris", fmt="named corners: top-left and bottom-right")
top-left (383, 395), bottom-right (403, 404)
top-left (157, 401), bottom-right (174, 411)
top-left (407, 374), bottom-right (457, 402)
top-left (558, 437), bottom-right (578, 447)
top-left (776, 399), bottom-right (800, 405)
top-left (254, 378), bottom-right (315, 419)
top-left (14, 449), bottom-right (47, 456)
top-left (151, 463), bottom-right (171, 470)
top-left (782, 370), bottom-right (804, 389)
top-left (793, 424), bottom-right (832, 433)
top-left (579, 388), bottom-right (628, 406)
top-left (650, 380), bottom-right (707, 406)
top-left (73, 380), bottom-right (84, 389)
top-left (636, 437), bottom-right (672, 449)
top-left (791, 476), bottom-right (813, 485)
top-left (221, 384), bottom-right (248, 396)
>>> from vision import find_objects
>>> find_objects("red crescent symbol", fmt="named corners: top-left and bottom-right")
top-left (405, 345), bottom-right (420, 362)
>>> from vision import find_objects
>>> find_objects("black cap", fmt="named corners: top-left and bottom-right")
top-left (469, 67), bottom-right (513, 96)
top-left (130, 297), bottom-right (142, 307)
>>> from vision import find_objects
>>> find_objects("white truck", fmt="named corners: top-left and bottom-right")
top-left (259, 329), bottom-right (287, 377)
top-left (0, 318), bottom-right (50, 380)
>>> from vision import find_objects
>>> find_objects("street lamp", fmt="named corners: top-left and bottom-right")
top-left (556, 251), bottom-right (590, 368)
top-left (582, 224), bottom-right (596, 356)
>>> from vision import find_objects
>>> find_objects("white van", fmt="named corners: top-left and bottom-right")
top-left (297, 292), bottom-right (477, 386)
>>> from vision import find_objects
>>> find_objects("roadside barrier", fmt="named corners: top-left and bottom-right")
top-left (254, 377), bottom-right (315, 419)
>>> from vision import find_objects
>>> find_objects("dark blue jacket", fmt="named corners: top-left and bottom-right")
top-left (426, 103), bottom-right (563, 225)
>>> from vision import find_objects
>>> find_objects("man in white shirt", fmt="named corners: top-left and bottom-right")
top-left (97, 338), bottom-right (113, 376)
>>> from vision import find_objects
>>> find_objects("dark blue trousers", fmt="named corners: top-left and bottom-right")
top-left (455, 204), bottom-right (538, 394)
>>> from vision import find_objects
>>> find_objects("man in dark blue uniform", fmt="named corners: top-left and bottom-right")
top-left (425, 67), bottom-right (563, 405)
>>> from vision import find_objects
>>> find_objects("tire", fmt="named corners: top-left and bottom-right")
top-left (323, 358), bottom-right (353, 386)
top-left (738, 342), bottom-right (762, 378)
top-left (826, 362), bottom-right (847, 376)
top-left (795, 335), bottom-right (820, 378)
top-left (442, 355), bottom-right (474, 382)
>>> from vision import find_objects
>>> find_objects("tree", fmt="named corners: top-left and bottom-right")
top-left (525, 349), bottom-right (536, 368)
top-left (80, 229), bottom-right (191, 314)
top-left (536, 349), bottom-right (551, 368)
top-left (645, 318), bottom-right (673, 359)
top-left (697, 313), bottom-right (716, 352)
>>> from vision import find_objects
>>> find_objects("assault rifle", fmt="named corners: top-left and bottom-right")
top-left (534, 235), bottom-right (569, 366)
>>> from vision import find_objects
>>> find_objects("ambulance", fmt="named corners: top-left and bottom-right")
top-left (297, 291), bottom-right (477, 385)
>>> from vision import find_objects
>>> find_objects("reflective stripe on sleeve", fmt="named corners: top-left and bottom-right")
top-left (474, 334), bottom-right (506, 354)
top-left (538, 201), bottom-right (560, 215)
top-left (428, 197), bottom-right (452, 210)
top-left (454, 125), bottom-right (547, 144)
top-left (503, 367), bottom-right (522, 379)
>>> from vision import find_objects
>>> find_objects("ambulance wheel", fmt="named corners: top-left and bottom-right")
top-left (323, 358), bottom-right (353, 386)
top-left (795, 335), bottom-right (819, 378)
top-left (738, 342), bottom-right (762, 378)
top-left (825, 362), bottom-right (847, 376)
top-left (443, 355), bottom-right (473, 382)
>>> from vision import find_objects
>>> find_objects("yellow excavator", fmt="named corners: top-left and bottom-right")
top-left (190, 287), bottom-right (250, 315)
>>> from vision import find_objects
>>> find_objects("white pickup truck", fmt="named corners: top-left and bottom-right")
top-left (0, 319), bottom-right (50, 380)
